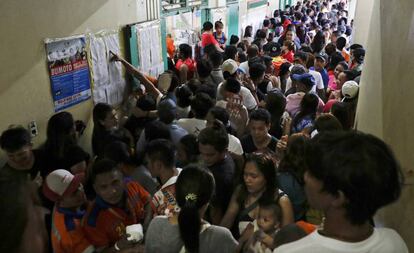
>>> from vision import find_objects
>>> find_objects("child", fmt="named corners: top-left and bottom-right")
top-left (245, 200), bottom-right (282, 253)
top-left (43, 169), bottom-right (95, 253)
top-left (281, 40), bottom-right (295, 63)
top-left (213, 20), bottom-right (227, 49)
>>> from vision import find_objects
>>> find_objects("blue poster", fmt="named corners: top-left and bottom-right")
top-left (45, 36), bottom-right (91, 112)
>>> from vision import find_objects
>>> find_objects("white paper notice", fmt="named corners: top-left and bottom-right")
top-left (89, 32), bottom-right (126, 105)
top-left (90, 36), bottom-right (109, 89)
top-left (135, 21), bottom-right (164, 79)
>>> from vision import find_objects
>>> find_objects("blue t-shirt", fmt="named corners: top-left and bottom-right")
top-left (277, 172), bottom-right (306, 221)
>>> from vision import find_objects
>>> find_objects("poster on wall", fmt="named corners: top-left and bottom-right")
top-left (89, 31), bottom-right (126, 106)
top-left (45, 35), bottom-right (91, 112)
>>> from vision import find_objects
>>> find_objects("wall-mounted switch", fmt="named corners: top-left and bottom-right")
top-left (28, 121), bottom-right (38, 137)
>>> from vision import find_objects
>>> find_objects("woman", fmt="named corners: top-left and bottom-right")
top-left (243, 25), bottom-right (253, 44)
top-left (265, 90), bottom-right (287, 139)
top-left (176, 43), bottom-right (196, 83)
top-left (175, 85), bottom-right (192, 119)
top-left (92, 103), bottom-right (118, 157)
top-left (278, 25), bottom-right (301, 51)
top-left (328, 61), bottom-right (348, 92)
top-left (295, 24), bottom-right (310, 45)
top-left (291, 93), bottom-right (319, 134)
top-left (310, 30), bottom-right (326, 54)
top-left (277, 134), bottom-right (309, 221)
top-left (241, 109), bottom-right (278, 154)
top-left (220, 153), bottom-right (294, 246)
top-left (279, 62), bottom-right (292, 93)
top-left (206, 106), bottom-right (243, 156)
top-left (40, 111), bottom-right (90, 175)
top-left (145, 166), bottom-right (238, 253)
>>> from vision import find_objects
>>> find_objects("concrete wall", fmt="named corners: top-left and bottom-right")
top-left (352, 0), bottom-right (375, 46)
top-left (0, 0), bottom-right (155, 162)
top-left (354, 0), bottom-right (414, 251)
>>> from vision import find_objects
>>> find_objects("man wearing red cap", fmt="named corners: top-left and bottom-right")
top-left (43, 169), bottom-right (95, 253)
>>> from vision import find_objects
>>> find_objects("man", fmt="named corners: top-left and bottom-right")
top-left (285, 64), bottom-right (307, 96)
top-left (136, 98), bottom-right (187, 152)
top-left (0, 171), bottom-right (48, 253)
top-left (276, 131), bottom-right (408, 253)
top-left (293, 51), bottom-right (326, 100)
top-left (216, 78), bottom-right (249, 136)
top-left (238, 45), bottom-right (260, 76)
top-left (263, 42), bottom-right (286, 76)
top-left (83, 159), bottom-right (152, 252)
top-left (311, 53), bottom-right (329, 90)
top-left (209, 50), bottom-right (225, 86)
top-left (43, 169), bottom-right (95, 253)
top-left (286, 73), bottom-right (324, 117)
top-left (146, 139), bottom-right (181, 217)
top-left (0, 127), bottom-right (43, 181)
top-left (0, 127), bottom-right (53, 252)
top-left (336, 37), bottom-right (350, 63)
top-left (177, 92), bottom-right (214, 136)
top-left (248, 62), bottom-right (272, 103)
top-left (196, 59), bottom-right (215, 86)
top-left (198, 124), bottom-right (235, 225)
top-left (217, 58), bottom-right (258, 111)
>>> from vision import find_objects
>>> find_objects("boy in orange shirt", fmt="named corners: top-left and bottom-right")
top-left (43, 169), bottom-right (95, 253)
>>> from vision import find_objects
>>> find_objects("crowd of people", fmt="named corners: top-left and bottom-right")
top-left (0, 0), bottom-right (410, 252)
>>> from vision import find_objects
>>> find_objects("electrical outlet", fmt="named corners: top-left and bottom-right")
top-left (28, 121), bottom-right (38, 137)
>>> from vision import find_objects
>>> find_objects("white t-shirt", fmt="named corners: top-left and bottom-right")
top-left (216, 100), bottom-right (248, 133)
top-left (216, 82), bottom-right (257, 111)
top-left (309, 69), bottom-right (324, 92)
top-left (276, 228), bottom-right (408, 253)
top-left (228, 134), bottom-right (243, 156)
top-left (177, 118), bottom-right (206, 136)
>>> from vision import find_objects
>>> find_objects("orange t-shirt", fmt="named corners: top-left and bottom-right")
top-left (51, 207), bottom-right (94, 253)
top-left (272, 56), bottom-right (288, 76)
top-left (342, 49), bottom-right (350, 63)
top-left (166, 37), bottom-right (175, 58)
top-left (296, 220), bottom-right (317, 234)
top-left (83, 180), bottom-right (150, 248)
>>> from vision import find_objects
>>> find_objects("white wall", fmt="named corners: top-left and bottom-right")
top-left (354, 0), bottom-right (414, 251)
top-left (352, 0), bottom-right (375, 46)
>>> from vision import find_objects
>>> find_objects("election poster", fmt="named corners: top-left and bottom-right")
top-left (45, 35), bottom-right (91, 112)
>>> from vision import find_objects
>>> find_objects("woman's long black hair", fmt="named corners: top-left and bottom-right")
top-left (176, 166), bottom-right (215, 253)
top-left (43, 111), bottom-right (76, 159)
top-left (92, 103), bottom-right (112, 156)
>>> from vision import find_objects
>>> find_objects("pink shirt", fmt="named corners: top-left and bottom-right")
top-left (328, 72), bottom-right (337, 91)
top-left (286, 92), bottom-right (325, 117)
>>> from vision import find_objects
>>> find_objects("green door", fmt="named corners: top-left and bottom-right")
top-left (227, 3), bottom-right (239, 40)
top-left (201, 8), bottom-right (210, 24)
top-left (279, 0), bottom-right (294, 10)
